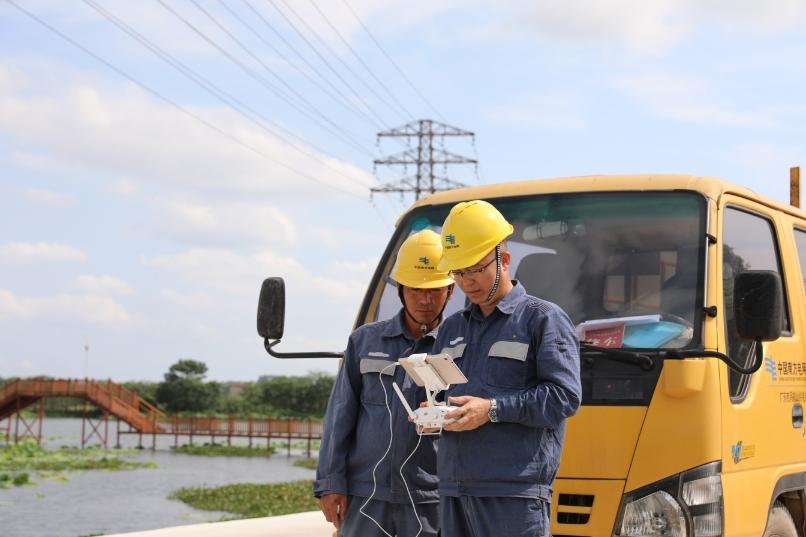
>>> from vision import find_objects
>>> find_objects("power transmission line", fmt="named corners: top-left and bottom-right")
top-left (216, 0), bottom-right (381, 131)
top-left (279, 0), bottom-right (410, 123)
top-left (308, 0), bottom-right (414, 122)
top-left (264, 0), bottom-right (390, 129)
top-left (5, 0), bottom-right (364, 199)
top-left (155, 0), bottom-right (376, 158)
top-left (341, 0), bottom-right (447, 123)
top-left (82, 0), bottom-right (372, 189)
top-left (372, 120), bottom-right (478, 200)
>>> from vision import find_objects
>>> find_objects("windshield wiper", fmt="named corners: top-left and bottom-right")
top-left (580, 342), bottom-right (656, 371)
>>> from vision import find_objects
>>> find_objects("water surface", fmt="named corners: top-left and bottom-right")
top-left (0, 418), bottom-right (317, 537)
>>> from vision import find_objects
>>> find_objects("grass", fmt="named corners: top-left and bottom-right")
top-left (171, 443), bottom-right (276, 458)
top-left (293, 457), bottom-right (317, 470)
top-left (270, 439), bottom-right (321, 451)
top-left (0, 439), bottom-right (154, 487)
top-left (170, 480), bottom-right (318, 519)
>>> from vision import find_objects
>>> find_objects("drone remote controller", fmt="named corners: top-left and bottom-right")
top-left (392, 381), bottom-right (459, 431)
top-left (411, 403), bottom-right (459, 428)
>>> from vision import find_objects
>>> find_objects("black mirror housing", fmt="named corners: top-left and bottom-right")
top-left (257, 277), bottom-right (285, 340)
top-left (734, 271), bottom-right (783, 342)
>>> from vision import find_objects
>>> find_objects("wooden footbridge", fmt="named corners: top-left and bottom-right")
top-left (0, 379), bottom-right (323, 454)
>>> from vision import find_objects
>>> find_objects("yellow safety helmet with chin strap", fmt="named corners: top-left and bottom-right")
top-left (437, 200), bottom-right (514, 271)
top-left (391, 229), bottom-right (455, 289)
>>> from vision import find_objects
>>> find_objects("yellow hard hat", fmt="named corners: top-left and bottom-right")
top-left (437, 200), bottom-right (514, 271)
top-left (391, 229), bottom-right (455, 289)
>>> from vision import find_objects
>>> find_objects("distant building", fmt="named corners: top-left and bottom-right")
top-left (224, 382), bottom-right (247, 397)
top-left (257, 375), bottom-right (278, 383)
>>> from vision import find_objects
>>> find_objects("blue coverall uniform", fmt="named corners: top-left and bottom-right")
top-left (434, 282), bottom-right (582, 537)
top-left (315, 309), bottom-right (440, 537)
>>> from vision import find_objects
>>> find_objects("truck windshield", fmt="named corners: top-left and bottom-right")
top-left (370, 191), bottom-right (707, 351)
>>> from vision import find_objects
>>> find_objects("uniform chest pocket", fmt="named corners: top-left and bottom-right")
top-left (359, 358), bottom-right (397, 405)
top-left (486, 341), bottom-right (530, 389)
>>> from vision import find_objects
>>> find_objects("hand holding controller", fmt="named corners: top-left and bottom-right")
top-left (391, 352), bottom-right (468, 434)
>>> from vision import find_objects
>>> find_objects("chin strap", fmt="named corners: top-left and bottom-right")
top-left (482, 244), bottom-right (502, 304)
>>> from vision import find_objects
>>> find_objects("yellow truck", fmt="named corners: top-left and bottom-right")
top-left (259, 174), bottom-right (806, 536)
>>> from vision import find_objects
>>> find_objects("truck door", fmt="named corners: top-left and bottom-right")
top-left (718, 197), bottom-right (803, 536)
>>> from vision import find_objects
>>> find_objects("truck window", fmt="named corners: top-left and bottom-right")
top-left (795, 227), bottom-right (806, 290)
top-left (370, 192), bottom-right (706, 351)
top-left (722, 207), bottom-right (790, 401)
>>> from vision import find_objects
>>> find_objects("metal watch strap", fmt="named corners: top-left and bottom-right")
top-left (488, 397), bottom-right (499, 423)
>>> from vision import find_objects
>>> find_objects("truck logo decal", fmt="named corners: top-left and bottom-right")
top-left (730, 441), bottom-right (756, 464)
top-left (765, 357), bottom-right (778, 381)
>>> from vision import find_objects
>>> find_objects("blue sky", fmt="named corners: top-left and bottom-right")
top-left (1, 0), bottom-right (805, 382)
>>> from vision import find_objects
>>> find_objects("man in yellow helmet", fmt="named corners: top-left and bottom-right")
top-left (433, 200), bottom-right (582, 537)
top-left (315, 229), bottom-right (454, 537)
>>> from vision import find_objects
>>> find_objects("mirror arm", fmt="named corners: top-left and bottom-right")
top-left (662, 337), bottom-right (764, 375)
top-left (263, 338), bottom-right (344, 359)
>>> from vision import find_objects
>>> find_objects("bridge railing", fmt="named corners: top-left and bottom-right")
top-left (153, 416), bottom-right (323, 437)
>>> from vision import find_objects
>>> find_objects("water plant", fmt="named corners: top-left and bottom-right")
top-left (293, 457), bottom-right (317, 470)
top-left (170, 480), bottom-right (318, 518)
top-left (0, 439), bottom-right (154, 487)
top-left (170, 443), bottom-right (276, 458)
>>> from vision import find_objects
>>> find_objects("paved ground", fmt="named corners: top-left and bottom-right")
top-left (106, 511), bottom-right (334, 537)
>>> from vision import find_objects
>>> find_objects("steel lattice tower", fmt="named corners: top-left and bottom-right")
top-left (372, 119), bottom-right (477, 200)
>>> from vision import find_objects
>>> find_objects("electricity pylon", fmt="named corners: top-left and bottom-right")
top-left (372, 119), bottom-right (477, 200)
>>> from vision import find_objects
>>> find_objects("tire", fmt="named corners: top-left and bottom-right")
top-left (762, 501), bottom-right (798, 537)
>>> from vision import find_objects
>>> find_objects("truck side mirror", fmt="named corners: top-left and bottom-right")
top-left (734, 271), bottom-right (783, 342)
top-left (257, 277), bottom-right (285, 340)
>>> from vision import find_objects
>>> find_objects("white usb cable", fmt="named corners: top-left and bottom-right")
top-left (358, 362), bottom-right (424, 537)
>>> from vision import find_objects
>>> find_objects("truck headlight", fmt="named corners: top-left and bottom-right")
top-left (616, 462), bottom-right (723, 537)
top-left (620, 490), bottom-right (686, 536)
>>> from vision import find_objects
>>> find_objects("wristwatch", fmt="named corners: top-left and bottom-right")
top-left (488, 398), bottom-right (499, 423)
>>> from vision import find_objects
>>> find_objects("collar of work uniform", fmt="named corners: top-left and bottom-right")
top-left (462, 279), bottom-right (523, 320)
top-left (382, 308), bottom-right (440, 340)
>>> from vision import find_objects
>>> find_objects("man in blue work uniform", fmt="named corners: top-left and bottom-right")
top-left (434, 200), bottom-right (582, 537)
top-left (315, 229), bottom-right (455, 537)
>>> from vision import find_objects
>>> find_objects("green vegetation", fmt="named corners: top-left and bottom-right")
top-left (171, 443), bottom-right (275, 458)
top-left (0, 439), bottom-right (154, 487)
top-left (170, 480), bottom-right (318, 519)
top-left (293, 457), bottom-right (318, 470)
top-left (156, 359), bottom-right (222, 413)
top-left (5, 365), bottom-right (335, 420)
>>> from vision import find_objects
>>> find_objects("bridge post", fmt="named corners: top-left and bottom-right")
top-left (116, 417), bottom-right (121, 449)
top-left (13, 398), bottom-right (44, 446)
top-left (287, 418), bottom-right (291, 457)
top-left (307, 418), bottom-right (312, 458)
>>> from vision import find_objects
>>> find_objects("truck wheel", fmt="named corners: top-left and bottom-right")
top-left (762, 501), bottom-right (797, 537)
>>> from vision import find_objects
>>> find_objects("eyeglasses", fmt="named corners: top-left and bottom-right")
top-left (449, 257), bottom-right (496, 279)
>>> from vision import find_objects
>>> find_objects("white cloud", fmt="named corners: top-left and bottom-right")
top-left (701, 0), bottom-right (806, 33)
top-left (75, 275), bottom-right (134, 296)
top-left (159, 288), bottom-right (214, 309)
top-left (0, 242), bottom-right (86, 264)
top-left (610, 74), bottom-right (773, 127)
top-left (144, 247), bottom-right (376, 303)
top-left (483, 92), bottom-right (589, 130)
top-left (22, 187), bottom-right (75, 206)
top-left (109, 178), bottom-right (137, 195)
top-left (0, 289), bottom-right (131, 325)
top-left (305, 225), bottom-right (389, 250)
top-left (142, 248), bottom-right (282, 295)
top-left (509, 0), bottom-right (685, 53)
top-left (0, 63), bottom-right (374, 199)
top-left (151, 199), bottom-right (298, 247)
top-left (473, 0), bottom-right (806, 53)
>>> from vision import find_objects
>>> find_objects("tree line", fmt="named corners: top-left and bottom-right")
top-left (0, 359), bottom-right (336, 419)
